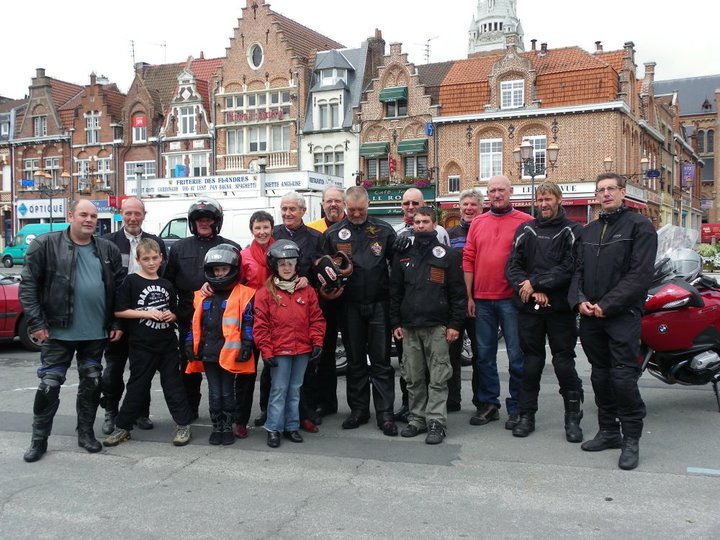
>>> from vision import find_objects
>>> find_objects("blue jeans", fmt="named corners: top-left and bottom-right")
top-left (265, 354), bottom-right (309, 432)
top-left (203, 361), bottom-right (235, 413)
top-left (474, 299), bottom-right (524, 415)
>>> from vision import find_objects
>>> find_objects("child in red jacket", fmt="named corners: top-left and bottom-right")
top-left (253, 240), bottom-right (325, 448)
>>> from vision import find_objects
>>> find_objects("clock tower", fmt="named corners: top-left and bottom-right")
top-left (468, 0), bottom-right (524, 56)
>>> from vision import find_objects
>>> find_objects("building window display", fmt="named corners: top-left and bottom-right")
top-left (179, 106), bottom-right (195, 135)
top-left (448, 175), bottom-right (460, 194)
top-left (314, 146), bottom-right (344, 177)
top-left (85, 112), bottom-right (100, 144)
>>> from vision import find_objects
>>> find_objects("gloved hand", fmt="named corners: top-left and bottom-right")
top-left (240, 340), bottom-right (253, 362)
top-left (310, 345), bottom-right (323, 366)
top-left (392, 234), bottom-right (412, 253)
top-left (183, 340), bottom-right (196, 362)
top-left (263, 356), bottom-right (278, 368)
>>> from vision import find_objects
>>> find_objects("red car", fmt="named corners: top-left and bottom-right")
top-left (0, 273), bottom-right (41, 352)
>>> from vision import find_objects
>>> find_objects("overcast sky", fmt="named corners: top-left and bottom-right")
top-left (4, 0), bottom-right (719, 99)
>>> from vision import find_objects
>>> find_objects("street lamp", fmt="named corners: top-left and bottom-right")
top-left (135, 163), bottom-right (145, 197)
top-left (603, 155), bottom-right (650, 179)
top-left (34, 170), bottom-right (70, 231)
top-left (513, 139), bottom-right (559, 216)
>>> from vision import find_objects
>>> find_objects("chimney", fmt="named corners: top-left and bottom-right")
top-left (539, 42), bottom-right (548, 56)
top-left (531, 39), bottom-right (537, 51)
top-left (200, 51), bottom-right (205, 60)
top-left (36, 68), bottom-right (46, 78)
top-left (90, 72), bottom-right (97, 85)
top-left (595, 41), bottom-right (603, 52)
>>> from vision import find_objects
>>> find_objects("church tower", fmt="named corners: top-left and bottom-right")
top-left (468, 0), bottom-right (524, 55)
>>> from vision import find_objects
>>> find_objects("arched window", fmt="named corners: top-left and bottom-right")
top-left (707, 129), bottom-right (714, 154)
top-left (697, 130), bottom-right (705, 154)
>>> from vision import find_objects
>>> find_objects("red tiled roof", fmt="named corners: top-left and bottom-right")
top-left (271, 11), bottom-right (344, 60)
top-left (437, 46), bottom-right (623, 115)
top-left (45, 77), bottom-right (84, 109)
top-left (595, 50), bottom-right (625, 74)
top-left (417, 61), bottom-right (455, 105)
top-left (0, 97), bottom-right (28, 113)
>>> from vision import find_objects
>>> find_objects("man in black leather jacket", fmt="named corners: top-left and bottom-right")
top-left (322, 186), bottom-right (398, 436)
top-left (20, 199), bottom-right (124, 462)
top-left (569, 173), bottom-right (657, 470)
top-left (505, 181), bottom-right (584, 442)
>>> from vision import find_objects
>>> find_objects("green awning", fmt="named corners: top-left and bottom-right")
top-left (359, 142), bottom-right (390, 157)
top-left (378, 86), bottom-right (408, 102)
top-left (397, 139), bottom-right (428, 155)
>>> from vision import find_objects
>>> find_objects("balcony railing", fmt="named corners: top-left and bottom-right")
top-left (219, 151), bottom-right (292, 172)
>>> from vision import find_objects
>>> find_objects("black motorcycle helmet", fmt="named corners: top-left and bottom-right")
top-left (266, 239), bottom-right (302, 278)
top-left (188, 197), bottom-right (223, 236)
top-left (203, 244), bottom-right (241, 291)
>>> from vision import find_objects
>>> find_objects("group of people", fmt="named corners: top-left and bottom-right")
top-left (20, 170), bottom-right (656, 470)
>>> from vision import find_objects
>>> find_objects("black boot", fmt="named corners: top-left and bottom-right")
top-left (618, 437), bottom-right (640, 470)
top-left (26, 380), bottom-right (61, 462)
top-left (581, 429), bottom-right (622, 452)
top-left (564, 391), bottom-right (584, 443)
top-left (220, 411), bottom-right (235, 445)
top-left (23, 439), bottom-right (48, 463)
top-left (511, 413), bottom-right (535, 438)
top-left (76, 371), bottom-right (102, 453)
top-left (209, 411), bottom-right (222, 445)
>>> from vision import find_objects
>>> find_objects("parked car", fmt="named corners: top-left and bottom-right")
top-left (2, 223), bottom-right (70, 268)
top-left (0, 273), bottom-right (41, 351)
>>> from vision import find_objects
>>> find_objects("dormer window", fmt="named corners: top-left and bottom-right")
top-left (321, 68), bottom-right (347, 86)
top-left (500, 80), bottom-right (524, 109)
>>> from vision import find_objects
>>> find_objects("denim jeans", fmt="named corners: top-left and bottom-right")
top-left (203, 361), bottom-right (235, 413)
top-left (474, 299), bottom-right (524, 415)
top-left (265, 354), bottom-right (309, 432)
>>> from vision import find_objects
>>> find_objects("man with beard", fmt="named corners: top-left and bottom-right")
top-left (505, 182), bottom-right (584, 442)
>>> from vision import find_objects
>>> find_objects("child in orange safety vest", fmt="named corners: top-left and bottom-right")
top-left (185, 244), bottom-right (256, 445)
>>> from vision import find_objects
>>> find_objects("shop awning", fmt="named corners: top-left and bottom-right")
top-left (397, 138), bottom-right (428, 155)
top-left (359, 142), bottom-right (390, 157)
top-left (624, 198), bottom-right (648, 209)
top-left (378, 86), bottom-right (408, 102)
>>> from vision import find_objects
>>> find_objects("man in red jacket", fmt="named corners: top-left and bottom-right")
top-left (463, 175), bottom-right (532, 430)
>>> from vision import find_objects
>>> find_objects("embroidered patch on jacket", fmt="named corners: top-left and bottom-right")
top-left (365, 225), bottom-right (378, 235)
top-left (336, 242), bottom-right (352, 257)
top-left (429, 266), bottom-right (445, 284)
top-left (432, 246), bottom-right (446, 258)
top-left (338, 228), bottom-right (351, 240)
top-left (370, 241), bottom-right (383, 256)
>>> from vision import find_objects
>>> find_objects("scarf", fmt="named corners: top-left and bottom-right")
top-left (273, 276), bottom-right (297, 293)
top-left (490, 204), bottom-right (513, 216)
top-left (249, 238), bottom-right (274, 285)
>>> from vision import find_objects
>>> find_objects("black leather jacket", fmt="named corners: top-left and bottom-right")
top-left (323, 216), bottom-right (397, 304)
top-left (569, 205), bottom-right (657, 317)
top-left (19, 229), bottom-right (123, 334)
top-left (505, 208), bottom-right (582, 313)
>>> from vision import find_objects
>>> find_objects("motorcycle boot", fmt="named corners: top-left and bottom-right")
top-left (76, 364), bottom-right (102, 453)
top-left (581, 429), bottom-right (622, 452)
top-left (209, 411), bottom-right (222, 445)
top-left (564, 391), bottom-right (584, 443)
top-left (24, 376), bottom-right (63, 462)
top-left (511, 413), bottom-right (535, 437)
top-left (221, 411), bottom-right (235, 445)
top-left (618, 437), bottom-right (640, 470)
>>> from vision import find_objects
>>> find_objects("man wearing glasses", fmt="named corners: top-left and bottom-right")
top-left (569, 172), bottom-right (656, 470)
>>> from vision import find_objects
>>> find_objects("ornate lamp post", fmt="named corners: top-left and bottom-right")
top-left (513, 139), bottom-right (559, 216)
top-left (34, 170), bottom-right (70, 231)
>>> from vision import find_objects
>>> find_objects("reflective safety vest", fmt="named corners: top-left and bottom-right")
top-left (185, 285), bottom-right (256, 375)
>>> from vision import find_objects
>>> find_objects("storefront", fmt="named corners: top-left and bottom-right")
top-left (366, 184), bottom-right (436, 227)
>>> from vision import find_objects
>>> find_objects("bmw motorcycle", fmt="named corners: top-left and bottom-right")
top-left (639, 225), bottom-right (720, 411)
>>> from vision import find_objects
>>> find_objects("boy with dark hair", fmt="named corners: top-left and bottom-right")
top-left (390, 207), bottom-right (467, 444)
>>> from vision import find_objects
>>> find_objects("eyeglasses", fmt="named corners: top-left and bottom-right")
top-left (401, 201), bottom-right (421, 206)
top-left (595, 186), bottom-right (620, 194)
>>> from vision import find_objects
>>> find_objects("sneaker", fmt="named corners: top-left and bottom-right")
top-left (173, 425), bottom-right (192, 446)
top-left (469, 404), bottom-right (500, 426)
top-left (234, 424), bottom-right (248, 439)
top-left (425, 420), bottom-right (446, 445)
top-left (300, 419), bottom-right (320, 433)
top-left (103, 428), bottom-right (131, 447)
top-left (504, 414), bottom-right (520, 430)
top-left (400, 424), bottom-right (427, 438)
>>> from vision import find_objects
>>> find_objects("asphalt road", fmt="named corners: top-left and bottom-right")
top-left (1, 338), bottom-right (719, 539)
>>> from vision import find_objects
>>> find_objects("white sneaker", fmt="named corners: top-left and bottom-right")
top-left (173, 425), bottom-right (191, 446)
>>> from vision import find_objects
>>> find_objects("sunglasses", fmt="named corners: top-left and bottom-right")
top-left (401, 201), bottom-right (421, 206)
